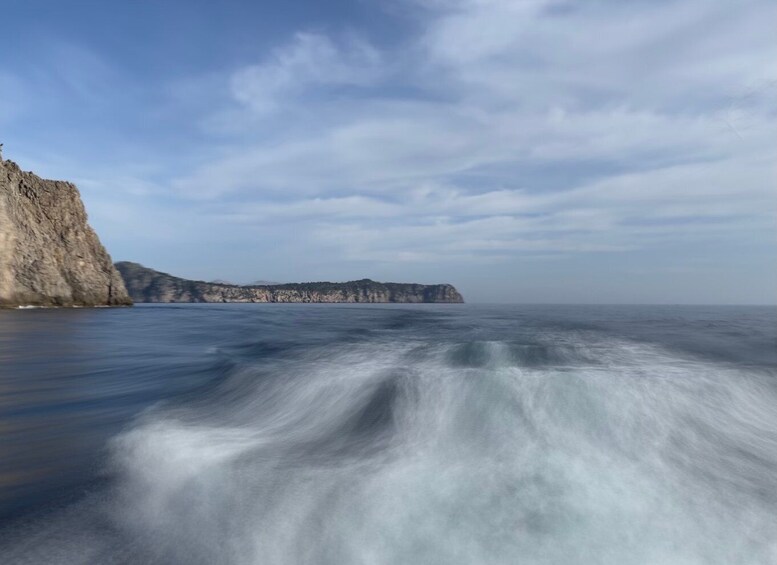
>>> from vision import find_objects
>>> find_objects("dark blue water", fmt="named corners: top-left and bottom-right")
top-left (0, 304), bottom-right (775, 564)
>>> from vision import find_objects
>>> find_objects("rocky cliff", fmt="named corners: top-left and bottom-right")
top-left (0, 157), bottom-right (131, 307)
top-left (116, 262), bottom-right (464, 304)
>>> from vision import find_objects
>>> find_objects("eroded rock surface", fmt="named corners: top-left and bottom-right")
top-left (0, 158), bottom-right (131, 307)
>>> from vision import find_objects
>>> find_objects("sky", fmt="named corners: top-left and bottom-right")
top-left (1, 0), bottom-right (775, 303)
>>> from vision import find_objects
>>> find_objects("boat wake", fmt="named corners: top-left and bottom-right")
top-left (1, 326), bottom-right (775, 564)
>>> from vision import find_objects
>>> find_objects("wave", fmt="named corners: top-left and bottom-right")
top-left (1, 330), bottom-right (775, 564)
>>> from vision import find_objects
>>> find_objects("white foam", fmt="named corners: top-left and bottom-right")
top-left (2, 334), bottom-right (775, 564)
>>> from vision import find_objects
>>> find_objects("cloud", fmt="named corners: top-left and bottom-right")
top-left (420, 0), bottom-right (776, 109)
top-left (4, 0), bottom-right (774, 296)
top-left (230, 32), bottom-right (383, 115)
top-left (158, 0), bottom-right (777, 276)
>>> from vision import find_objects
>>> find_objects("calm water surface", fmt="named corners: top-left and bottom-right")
top-left (0, 304), bottom-right (775, 564)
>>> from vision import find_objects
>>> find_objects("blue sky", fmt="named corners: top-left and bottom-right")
top-left (1, 0), bottom-right (775, 303)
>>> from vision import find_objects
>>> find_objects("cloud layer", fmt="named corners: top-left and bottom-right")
top-left (2, 0), bottom-right (775, 301)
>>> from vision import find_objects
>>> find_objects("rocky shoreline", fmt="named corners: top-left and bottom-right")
top-left (116, 262), bottom-right (464, 304)
top-left (1, 156), bottom-right (462, 307)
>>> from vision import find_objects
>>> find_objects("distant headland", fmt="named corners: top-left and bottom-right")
top-left (116, 262), bottom-right (464, 304)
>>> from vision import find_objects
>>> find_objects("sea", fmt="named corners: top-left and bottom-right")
top-left (0, 303), bottom-right (775, 564)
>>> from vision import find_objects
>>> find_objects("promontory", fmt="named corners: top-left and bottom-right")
top-left (0, 156), bottom-right (131, 307)
top-left (116, 262), bottom-right (464, 303)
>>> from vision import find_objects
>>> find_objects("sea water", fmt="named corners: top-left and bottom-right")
top-left (0, 304), bottom-right (775, 564)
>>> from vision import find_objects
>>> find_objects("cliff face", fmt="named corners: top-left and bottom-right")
top-left (116, 262), bottom-right (464, 304)
top-left (0, 158), bottom-right (131, 307)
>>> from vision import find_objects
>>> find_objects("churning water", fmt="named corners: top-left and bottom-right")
top-left (0, 304), bottom-right (775, 564)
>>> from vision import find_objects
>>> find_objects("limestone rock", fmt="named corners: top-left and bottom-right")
top-left (0, 158), bottom-right (131, 307)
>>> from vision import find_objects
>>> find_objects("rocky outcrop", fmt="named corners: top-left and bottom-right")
top-left (0, 157), bottom-right (131, 307)
top-left (116, 262), bottom-right (464, 303)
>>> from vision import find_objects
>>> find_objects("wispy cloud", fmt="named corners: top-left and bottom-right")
top-left (230, 32), bottom-right (383, 116)
top-left (2, 0), bottom-right (775, 300)
top-left (163, 0), bottom-right (775, 274)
